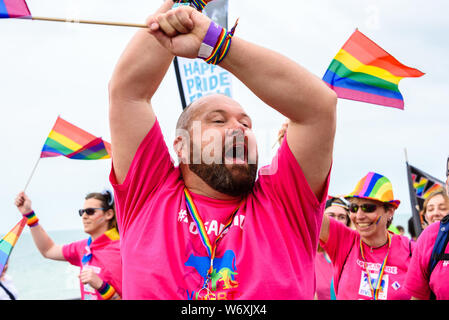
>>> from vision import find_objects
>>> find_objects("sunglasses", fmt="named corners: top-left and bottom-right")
top-left (349, 203), bottom-right (380, 214)
top-left (78, 208), bottom-right (106, 217)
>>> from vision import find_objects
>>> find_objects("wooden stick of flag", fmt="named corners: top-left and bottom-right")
top-left (1, 0), bottom-right (147, 28)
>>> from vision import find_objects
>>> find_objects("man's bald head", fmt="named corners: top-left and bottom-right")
top-left (176, 94), bottom-right (241, 131)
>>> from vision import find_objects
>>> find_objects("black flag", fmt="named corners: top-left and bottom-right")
top-left (406, 162), bottom-right (445, 237)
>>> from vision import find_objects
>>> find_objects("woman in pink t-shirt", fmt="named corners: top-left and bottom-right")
top-left (320, 172), bottom-right (414, 300)
top-left (421, 188), bottom-right (449, 228)
top-left (14, 190), bottom-right (122, 300)
top-left (404, 186), bottom-right (449, 300)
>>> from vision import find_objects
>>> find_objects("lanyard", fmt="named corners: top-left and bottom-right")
top-left (81, 237), bottom-right (93, 265)
top-left (184, 188), bottom-right (243, 291)
top-left (359, 232), bottom-right (391, 300)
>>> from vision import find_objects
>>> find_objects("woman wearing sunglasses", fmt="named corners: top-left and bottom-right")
top-left (14, 190), bottom-right (122, 300)
top-left (319, 172), bottom-right (414, 300)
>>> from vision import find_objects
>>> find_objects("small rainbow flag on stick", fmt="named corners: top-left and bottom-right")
top-left (0, 0), bottom-right (30, 18)
top-left (0, 218), bottom-right (27, 275)
top-left (23, 116), bottom-right (111, 191)
top-left (40, 116), bottom-right (111, 160)
top-left (323, 29), bottom-right (424, 110)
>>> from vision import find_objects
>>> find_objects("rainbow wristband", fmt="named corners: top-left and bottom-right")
top-left (98, 281), bottom-right (116, 300)
top-left (23, 211), bottom-right (39, 228)
top-left (198, 19), bottom-right (239, 65)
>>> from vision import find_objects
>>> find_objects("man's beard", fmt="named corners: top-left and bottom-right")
top-left (188, 141), bottom-right (258, 197)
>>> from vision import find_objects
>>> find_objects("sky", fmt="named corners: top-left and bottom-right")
top-left (1, 0), bottom-right (448, 234)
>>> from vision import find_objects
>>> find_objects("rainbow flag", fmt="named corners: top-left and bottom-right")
top-left (40, 116), bottom-right (111, 160)
top-left (323, 29), bottom-right (424, 110)
top-left (0, 218), bottom-right (27, 274)
top-left (0, 0), bottom-right (31, 18)
top-left (409, 164), bottom-right (444, 206)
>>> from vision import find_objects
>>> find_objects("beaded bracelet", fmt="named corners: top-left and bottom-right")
top-left (98, 281), bottom-right (116, 300)
top-left (23, 210), bottom-right (39, 228)
top-left (198, 19), bottom-right (239, 65)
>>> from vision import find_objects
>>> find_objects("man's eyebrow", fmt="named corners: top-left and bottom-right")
top-left (206, 109), bottom-right (251, 120)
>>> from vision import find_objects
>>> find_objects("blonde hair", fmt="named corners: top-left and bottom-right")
top-left (422, 187), bottom-right (449, 218)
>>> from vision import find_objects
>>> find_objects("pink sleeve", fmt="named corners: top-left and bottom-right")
top-left (109, 120), bottom-right (175, 234)
top-left (321, 217), bottom-right (358, 288)
top-left (62, 240), bottom-right (87, 267)
top-left (404, 223), bottom-right (438, 299)
top-left (94, 243), bottom-right (123, 296)
top-left (256, 137), bottom-right (331, 253)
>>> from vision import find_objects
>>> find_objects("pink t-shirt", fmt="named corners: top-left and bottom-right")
top-left (321, 217), bottom-right (414, 300)
top-left (109, 120), bottom-right (330, 300)
top-left (314, 251), bottom-right (334, 300)
top-left (404, 221), bottom-right (449, 299)
top-left (62, 233), bottom-right (122, 300)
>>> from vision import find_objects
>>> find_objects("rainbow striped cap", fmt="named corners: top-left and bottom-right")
top-left (346, 172), bottom-right (400, 208)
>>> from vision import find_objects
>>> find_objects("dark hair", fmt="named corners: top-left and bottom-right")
top-left (325, 197), bottom-right (350, 210)
top-left (325, 197), bottom-right (351, 226)
top-left (85, 190), bottom-right (117, 231)
top-left (408, 217), bottom-right (417, 239)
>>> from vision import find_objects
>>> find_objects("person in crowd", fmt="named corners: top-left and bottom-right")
top-left (315, 196), bottom-right (350, 300)
top-left (396, 225), bottom-right (405, 236)
top-left (404, 160), bottom-right (449, 300)
top-left (276, 120), bottom-right (344, 301)
top-left (444, 158), bottom-right (449, 206)
top-left (408, 217), bottom-right (418, 241)
top-left (14, 191), bottom-right (122, 300)
top-left (421, 188), bottom-right (449, 227)
top-left (319, 172), bottom-right (414, 300)
top-left (0, 262), bottom-right (18, 300)
top-left (108, 0), bottom-right (337, 299)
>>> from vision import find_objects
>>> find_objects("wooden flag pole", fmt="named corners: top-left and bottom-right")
top-left (23, 156), bottom-right (41, 193)
top-left (27, 16), bottom-right (147, 28)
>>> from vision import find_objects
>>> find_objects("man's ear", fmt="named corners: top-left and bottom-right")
top-left (174, 135), bottom-right (188, 163)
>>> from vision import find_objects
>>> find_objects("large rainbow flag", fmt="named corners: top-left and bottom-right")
top-left (0, 0), bottom-right (31, 18)
top-left (323, 29), bottom-right (424, 110)
top-left (40, 116), bottom-right (111, 160)
top-left (0, 218), bottom-right (27, 274)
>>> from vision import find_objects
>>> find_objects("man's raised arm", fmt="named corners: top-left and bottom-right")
top-left (149, 5), bottom-right (337, 199)
top-left (221, 38), bottom-right (337, 198)
top-left (108, 0), bottom-right (193, 184)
